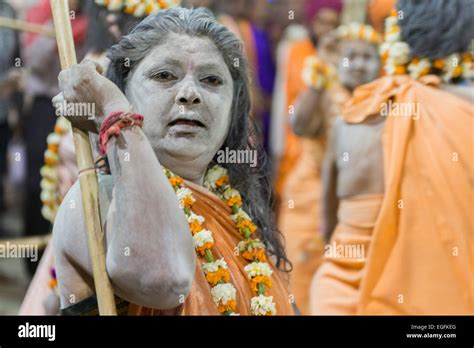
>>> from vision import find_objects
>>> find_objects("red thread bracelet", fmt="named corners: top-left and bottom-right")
top-left (99, 111), bottom-right (144, 156)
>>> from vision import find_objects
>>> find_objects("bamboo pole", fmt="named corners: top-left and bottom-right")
top-left (0, 16), bottom-right (55, 37)
top-left (50, 0), bottom-right (116, 315)
top-left (0, 234), bottom-right (51, 250)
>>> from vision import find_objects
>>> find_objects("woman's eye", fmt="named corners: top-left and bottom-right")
top-left (202, 75), bottom-right (223, 86)
top-left (153, 71), bottom-right (176, 81)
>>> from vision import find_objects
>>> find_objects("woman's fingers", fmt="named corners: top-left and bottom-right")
top-left (81, 59), bottom-right (105, 75)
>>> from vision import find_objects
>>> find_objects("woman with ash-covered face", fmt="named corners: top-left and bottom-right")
top-left (52, 7), bottom-right (295, 315)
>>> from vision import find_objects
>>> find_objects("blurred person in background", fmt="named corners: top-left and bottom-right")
top-left (20, 0), bottom-right (144, 315)
top-left (311, 0), bottom-right (473, 315)
top-left (272, 0), bottom-right (341, 202)
top-left (20, 0), bottom-right (88, 276)
top-left (280, 20), bottom-right (381, 313)
top-left (0, 0), bottom-right (21, 234)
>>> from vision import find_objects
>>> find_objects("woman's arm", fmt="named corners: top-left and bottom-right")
top-left (53, 61), bottom-right (195, 309)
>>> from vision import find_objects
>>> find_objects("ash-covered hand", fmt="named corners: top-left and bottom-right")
top-left (53, 60), bottom-right (131, 133)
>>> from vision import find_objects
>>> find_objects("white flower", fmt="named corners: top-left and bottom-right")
top-left (210, 283), bottom-right (236, 305)
top-left (40, 165), bottom-right (58, 181)
top-left (408, 58), bottom-right (431, 79)
top-left (244, 262), bottom-right (273, 278)
top-left (187, 211), bottom-right (204, 225)
top-left (384, 30), bottom-right (400, 43)
top-left (442, 54), bottom-right (462, 82)
top-left (202, 258), bottom-right (228, 274)
top-left (176, 187), bottom-right (195, 208)
top-left (204, 165), bottom-right (228, 189)
top-left (250, 295), bottom-right (276, 315)
top-left (222, 187), bottom-right (241, 200)
top-left (388, 42), bottom-right (410, 65)
top-left (107, 0), bottom-right (124, 12)
top-left (384, 16), bottom-right (398, 31)
top-left (193, 229), bottom-right (214, 248)
top-left (384, 59), bottom-right (397, 75)
top-left (40, 178), bottom-right (56, 191)
top-left (44, 149), bottom-right (58, 163)
top-left (40, 189), bottom-right (56, 203)
top-left (230, 209), bottom-right (251, 223)
top-left (46, 133), bottom-right (61, 145)
top-left (238, 239), bottom-right (265, 252)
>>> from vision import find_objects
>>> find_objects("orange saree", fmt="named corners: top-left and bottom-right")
top-left (128, 180), bottom-right (295, 315)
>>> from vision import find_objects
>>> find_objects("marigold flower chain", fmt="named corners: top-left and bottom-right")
top-left (164, 165), bottom-right (277, 315)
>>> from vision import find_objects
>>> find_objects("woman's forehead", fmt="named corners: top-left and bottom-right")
top-left (139, 33), bottom-right (229, 72)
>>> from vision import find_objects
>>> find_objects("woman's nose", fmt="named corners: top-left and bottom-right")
top-left (176, 81), bottom-right (201, 105)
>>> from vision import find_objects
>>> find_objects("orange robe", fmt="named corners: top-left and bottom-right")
top-left (279, 85), bottom-right (351, 314)
top-left (310, 194), bottom-right (383, 314)
top-left (314, 75), bottom-right (473, 315)
top-left (128, 180), bottom-right (295, 315)
top-left (274, 39), bottom-right (315, 199)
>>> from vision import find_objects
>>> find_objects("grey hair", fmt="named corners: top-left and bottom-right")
top-left (397, 0), bottom-right (474, 59)
top-left (106, 7), bottom-right (290, 271)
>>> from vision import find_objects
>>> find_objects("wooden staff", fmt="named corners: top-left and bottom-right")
top-left (50, 0), bottom-right (116, 315)
top-left (0, 16), bottom-right (55, 37)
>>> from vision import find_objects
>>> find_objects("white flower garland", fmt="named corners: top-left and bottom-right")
top-left (381, 9), bottom-right (473, 81)
top-left (164, 165), bottom-right (277, 315)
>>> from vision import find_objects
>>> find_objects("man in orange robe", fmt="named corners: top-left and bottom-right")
top-left (311, 0), bottom-right (473, 314)
top-left (280, 23), bottom-right (381, 314)
top-left (273, 1), bottom-right (342, 200)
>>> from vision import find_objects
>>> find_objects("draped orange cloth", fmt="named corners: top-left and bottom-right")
top-left (367, 0), bottom-right (396, 33)
top-left (275, 39), bottom-right (316, 198)
top-left (339, 75), bottom-right (473, 314)
top-left (279, 84), bottom-right (351, 314)
top-left (310, 194), bottom-right (383, 314)
top-left (128, 180), bottom-right (295, 315)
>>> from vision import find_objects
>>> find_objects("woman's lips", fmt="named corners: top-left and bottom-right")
top-left (169, 118), bottom-right (205, 128)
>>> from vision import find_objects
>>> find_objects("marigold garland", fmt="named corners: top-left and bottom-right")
top-left (164, 164), bottom-right (277, 315)
top-left (94, 0), bottom-right (180, 17)
top-left (380, 9), bottom-right (473, 81)
top-left (40, 117), bottom-right (71, 223)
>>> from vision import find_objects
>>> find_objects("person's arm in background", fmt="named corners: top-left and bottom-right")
top-left (321, 118), bottom-right (340, 242)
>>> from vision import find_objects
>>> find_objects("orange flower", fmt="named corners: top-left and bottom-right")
top-left (206, 268), bottom-right (230, 286)
top-left (181, 196), bottom-right (194, 209)
top-left (196, 242), bottom-right (214, 255)
top-left (242, 248), bottom-right (267, 262)
top-left (433, 59), bottom-right (445, 69)
top-left (54, 125), bottom-right (65, 134)
top-left (47, 144), bottom-right (59, 153)
top-left (250, 275), bottom-right (272, 293)
top-left (236, 219), bottom-right (257, 234)
top-left (215, 175), bottom-right (229, 188)
top-left (394, 65), bottom-right (407, 75)
top-left (452, 66), bottom-right (462, 77)
top-left (189, 221), bottom-right (203, 235)
top-left (169, 176), bottom-right (183, 188)
top-left (44, 157), bottom-right (58, 166)
top-left (217, 299), bottom-right (237, 313)
top-left (226, 196), bottom-right (242, 207)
